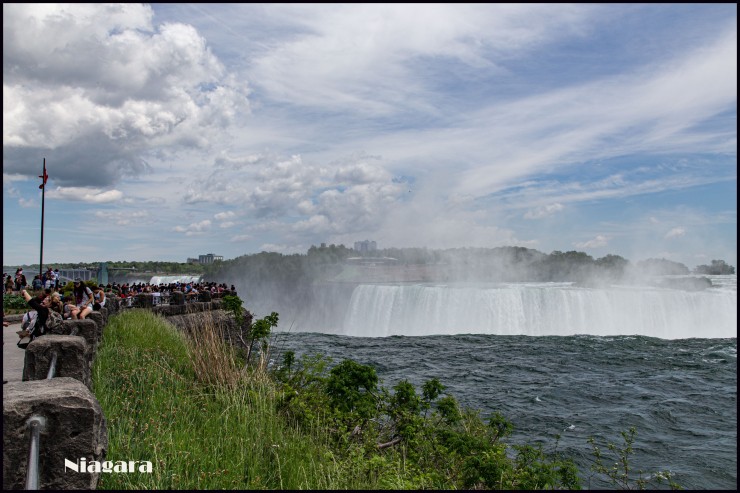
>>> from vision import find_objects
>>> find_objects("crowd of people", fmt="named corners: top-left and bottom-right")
top-left (3, 267), bottom-right (61, 293)
top-left (4, 272), bottom-right (237, 349)
top-left (109, 280), bottom-right (236, 298)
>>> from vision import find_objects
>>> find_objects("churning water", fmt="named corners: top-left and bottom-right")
top-left (265, 275), bottom-right (736, 489)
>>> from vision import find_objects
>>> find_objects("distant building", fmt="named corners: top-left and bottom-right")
top-left (184, 254), bottom-right (224, 264)
top-left (354, 240), bottom-right (377, 253)
top-left (195, 253), bottom-right (224, 264)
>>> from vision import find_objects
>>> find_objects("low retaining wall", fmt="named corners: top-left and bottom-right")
top-left (3, 296), bottom-right (118, 489)
top-left (3, 295), bottom-right (235, 489)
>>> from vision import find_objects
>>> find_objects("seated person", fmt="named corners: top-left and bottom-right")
top-left (93, 285), bottom-right (107, 310)
top-left (70, 279), bottom-right (94, 319)
top-left (50, 292), bottom-right (65, 315)
top-left (62, 295), bottom-right (76, 320)
top-left (19, 288), bottom-right (51, 339)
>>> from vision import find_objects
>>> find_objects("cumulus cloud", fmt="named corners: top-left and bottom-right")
top-left (574, 235), bottom-right (609, 249)
top-left (184, 153), bottom-right (406, 237)
top-left (172, 219), bottom-right (211, 236)
top-left (665, 227), bottom-right (686, 239)
top-left (46, 187), bottom-right (123, 203)
top-left (3, 3), bottom-right (249, 187)
top-left (214, 211), bottom-right (236, 221)
top-left (523, 203), bottom-right (564, 219)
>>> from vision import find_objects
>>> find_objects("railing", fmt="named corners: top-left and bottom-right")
top-left (46, 352), bottom-right (58, 379)
top-left (120, 291), bottom-right (231, 308)
top-left (25, 416), bottom-right (46, 490)
top-left (22, 319), bottom-right (85, 489)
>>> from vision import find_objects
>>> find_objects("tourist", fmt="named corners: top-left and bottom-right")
top-left (62, 295), bottom-right (77, 320)
top-left (49, 292), bottom-right (65, 315)
top-left (70, 278), bottom-right (94, 319)
top-left (19, 288), bottom-right (51, 339)
top-left (32, 275), bottom-right (43, 290)
top-left (14, 268), bottom-right (27, 291)
top-left (93, 285), bottom-right (106, 310)
top-left (44, 267), bottom-right (55, 289)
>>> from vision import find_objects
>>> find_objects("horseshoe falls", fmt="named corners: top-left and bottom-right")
top-left (341, 281), bottom-right (736, 339)
top-left (269, 275), bottom-right (736, 489)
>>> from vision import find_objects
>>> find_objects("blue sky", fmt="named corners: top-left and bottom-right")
top-left (3, 3), bottom-right (736, 269)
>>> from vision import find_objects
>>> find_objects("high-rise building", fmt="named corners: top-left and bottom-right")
top-left (198, 253), bottom-right (224, 264)
top-left (353, 240), bottom-right (377, 253)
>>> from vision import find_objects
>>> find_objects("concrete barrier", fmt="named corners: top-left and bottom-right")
top-left (3, 378), bottom-right (108, 490)
top-left (23, 336), bottom-right (92, 388)
top-left (4, 293), bottom-right (230, 489)
top-left (50, 320), bottom-right (102, 350)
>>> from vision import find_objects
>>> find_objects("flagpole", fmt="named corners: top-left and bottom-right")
top-left (39, 158), bottom-right (46, 281)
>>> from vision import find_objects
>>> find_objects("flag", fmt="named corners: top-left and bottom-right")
top-left (39, 164), bottom-right (48, 189)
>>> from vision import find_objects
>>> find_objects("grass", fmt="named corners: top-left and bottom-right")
top-left (91, 309), bottom-right (345, 490)
top-left (90, 309), bottom-right (679, 490)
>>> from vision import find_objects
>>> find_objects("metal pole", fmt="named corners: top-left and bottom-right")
top-left (46, 351), bottom-right (58, 379)
top-left (39, 158), bottom-right (46, 281)
top-left (25, 416), bottom-right (46, 490)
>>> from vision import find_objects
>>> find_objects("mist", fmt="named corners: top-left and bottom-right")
top-left (205, 245), bottom-right (736, 339)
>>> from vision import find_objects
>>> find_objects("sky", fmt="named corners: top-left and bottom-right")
top-left (3, 3), bottom-right (737, 269)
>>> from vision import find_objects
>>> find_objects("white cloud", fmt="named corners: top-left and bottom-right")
top-left (665, 227), bottom-right (686, 239)
top-left (574, 235), bottom-right (609, 249)
top-left (214, 211), bottom-right (236, 221)
top-left (523, 203), bottom-right (564, 219)
top-left (3, 3), bottom-right (249, 187)
top-left (248, 4), bottom-right (593, 114)
top-left (46, 187), bottom-right (123, 203)
top-left (229, 234), bottom-right (252, 242)
top-left (172, 219), bottom-right (211, 236)
top-left (94, 210), bottom-right (152, 226)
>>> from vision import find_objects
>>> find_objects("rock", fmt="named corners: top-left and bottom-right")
top-left (3, 378), bottom-right (107, 490)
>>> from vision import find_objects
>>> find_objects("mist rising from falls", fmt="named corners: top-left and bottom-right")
top-left (341, 282), bottom-right (737, 339)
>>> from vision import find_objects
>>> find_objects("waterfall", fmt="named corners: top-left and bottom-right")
top-left (341, 281), bottom-right (737, 339)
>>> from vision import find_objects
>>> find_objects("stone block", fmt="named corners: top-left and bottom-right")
top-left (135, 294), bottom-right (153, 308)
top-left (86, 311), bottom-right (104, 331)
top-left (96, 307), bottom-right (108, 325)
top-left (54, 320), bottom-right (101, 349)
top-left (170, 291), bottom-right (185, 306)
top-left (23, 336), bottom-right (91, 388)
top-left (3, 378), bottom-right (107, 490)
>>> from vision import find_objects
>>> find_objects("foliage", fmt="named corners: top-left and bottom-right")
top-left (273, 355), bottom-right (583, 490)
top-left (91, 308), bottom-right (682, 491)
top-left (587, 427), bottom-right (681, 490)
top-left (221, 294), bottom-right (245, 326)
top-left (694, 259), bottom-right (735, 275)
top-left (92, 310), bottom-right (341, 490)
top-left (326, 359), bottom-right (379, 419)
top-left (635, 258), bottom-right (690, 276)
top-left (3, 293), bottom-right (27, 310)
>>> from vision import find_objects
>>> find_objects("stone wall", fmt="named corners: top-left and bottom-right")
top-left (3, 296), bottom-right (115, 489)
top-left (3, 294), bottom-right (234, 489)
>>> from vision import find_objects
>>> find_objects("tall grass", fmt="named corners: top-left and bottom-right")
top-left (91, 309), bottom-right (350, 490)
